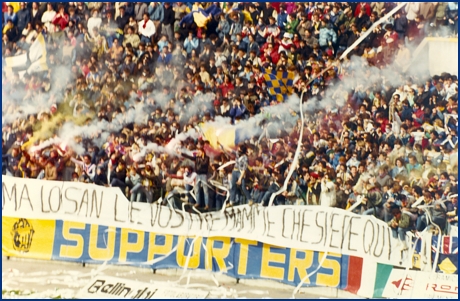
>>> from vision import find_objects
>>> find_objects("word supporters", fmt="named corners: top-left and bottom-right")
top-left (2, 176), bottom-right (407, 266)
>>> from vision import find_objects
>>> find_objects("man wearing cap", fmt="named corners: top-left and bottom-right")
top-left (279, 32), bottom-right (294, 55)
top-left (177, 141), bottom-right (211, 210)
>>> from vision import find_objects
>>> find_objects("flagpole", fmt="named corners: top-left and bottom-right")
top-left (268, 91), bottom-right (305, 207)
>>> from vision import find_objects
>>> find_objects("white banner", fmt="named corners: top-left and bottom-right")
top-left (76, 276), bottom-right (209, 299)
top-left (1, 176), bottom-right (453, 267)
top-left (382, 269), bottom-right (458, 298)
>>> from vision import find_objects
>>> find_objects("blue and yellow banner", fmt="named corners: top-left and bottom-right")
top-left (3, 217), bottom-right (359, 289)
top-left (4, 216), bottom-right (458, 298)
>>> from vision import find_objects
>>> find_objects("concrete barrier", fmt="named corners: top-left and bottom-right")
top-left (407, 37), bottom-right (458, 76)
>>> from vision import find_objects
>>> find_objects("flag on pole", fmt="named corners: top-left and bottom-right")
top-left (4, 33), bottom-right (48, 76)
top-left (261, 67), bottom-right (295, 102)
top-left (199, 123), bottom-right (259, 149)
top-left (28, 33), bottom-right (47, 63)
top-left (4, 53), bottom-right (28, 76)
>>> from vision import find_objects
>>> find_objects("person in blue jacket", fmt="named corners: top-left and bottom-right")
top-left (229, 97), bottom-right (247, 124)
top-left (318, 20), bottom-right (337, 52)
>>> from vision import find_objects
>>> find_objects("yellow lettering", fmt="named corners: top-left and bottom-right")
top-left (176, 236), bottom-right (202, 269)
top-left (59, 221), bottom-right (85, 259)
top-left (88, 225), bottom-right (115, 261)
top-left (316, 252), bottom-right (341, 287)
top-left (147, 233), bottom-right (173, 261)
top-left (235, 238), bottom-right (258, 275)
top-left (287, 249), bottom-right (314, 283)
top-left (119, 228), bottom-right (145, 262)
top-left (205, 237), bottom-right (231, 272)
top-left (260, 244), bottom-right (286, 280)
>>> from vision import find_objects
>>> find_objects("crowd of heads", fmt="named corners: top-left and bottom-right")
top-left (2, 2), bottom-right (458, 235)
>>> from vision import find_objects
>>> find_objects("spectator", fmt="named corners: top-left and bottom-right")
top-left (87, 9), bottom-right (101, 38)
top-left (125, 166), bottom-right (143, 202)
top-left (116, 6), bottom-right (129, 32)
top-left (178, 141), bottom-right (211, 210)
top-left (41, 3), bottom-right (56, 33)
top-left (3, 5), bottom-right (17, 27)
top-left (388, 205), bottom-right (412, 250)
top-left (16, 2), bottom-right (30, 33)
top-left (134, 2), bottom-right (148, 23)
top-left (138, 12), bottom-right (156, 44)
top-left (123, 26), bottom-right (140, 48)
top-left (162, 2), bottom-right (175, 42)
top-left (148, 2), bottom-right (164, 42)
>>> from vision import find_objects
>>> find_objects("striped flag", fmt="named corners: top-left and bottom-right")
top-left (371, 263), bottom-right (394, 298)
top-left (339, 256), bottom-right (397, 298)
top-left (339, 255), bottom-right (364, 295)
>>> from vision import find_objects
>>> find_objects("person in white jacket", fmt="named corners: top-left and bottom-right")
top-left (41, 3), bottom-right (57, 33)
top-left (405, 2), bottom-right (420, 23)
top-left (183, 165), bottom-right (197, 205)
top-left (87, 9), bottom-right (102, 39)
top-left (320, 173), bottom-right (336, 207)
top-left (138, 13), bottom-right (155, 44)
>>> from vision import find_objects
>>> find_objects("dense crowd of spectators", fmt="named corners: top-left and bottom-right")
top-left (2, 2), bottom-right (458, 247)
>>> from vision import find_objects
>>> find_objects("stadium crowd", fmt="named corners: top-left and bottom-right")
top-left (2, 2), bottom-right (458, 246)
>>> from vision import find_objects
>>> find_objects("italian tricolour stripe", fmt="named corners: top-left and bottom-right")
top-left (340, 256), bottom-right (395, 298)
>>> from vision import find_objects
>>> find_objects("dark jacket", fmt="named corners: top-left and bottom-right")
top-left (111, 168), bottom-right (127, 182)
top-left (3, 153), bottom-right (21, 174)
top-left (365, 190), bottom-right (383, 208)
top-left (163, 5), bottom-right (175, 26)
top-left (94, 172), bottom-right (108, 186)
top-left (182, 152), bottom-right (210, 175)
top-left (116, 14), bottom-right (129, 30)
top-left (16, 8), bottom-right (30, 31)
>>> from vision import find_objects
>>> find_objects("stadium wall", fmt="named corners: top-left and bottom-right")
top-left (408, 37), bottom-right (458, 76)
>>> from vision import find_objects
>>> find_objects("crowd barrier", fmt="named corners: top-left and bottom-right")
top-left (2, 176), bottom-right (457, 298)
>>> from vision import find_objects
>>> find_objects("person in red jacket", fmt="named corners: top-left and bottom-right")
top-left (355, 2), bottom-right (371, 17)
top-left (52, 5), bottom-right (69, 32)
top-left (411, 102), bottom-right (425, 127)
top-left (260, 42), bottom-right (280, 65)
top-left (219, 74), bottom-right (234, 98)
